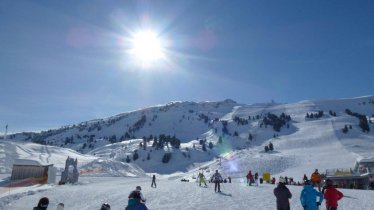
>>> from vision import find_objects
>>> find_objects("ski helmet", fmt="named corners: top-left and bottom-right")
top-left (325, 179), bottom-right (333, 186)
top-left (136, 186), bottom-right (142, 191)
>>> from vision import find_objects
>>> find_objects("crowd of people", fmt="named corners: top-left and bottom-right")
top-left (274, 169), bottom-right (344, 210)
top-left (33, 169), bottom-right (345, 210)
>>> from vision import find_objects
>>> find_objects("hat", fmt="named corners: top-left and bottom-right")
top-left (136, 186), bottom-right (142, 191)
top-left (38, 197), bottom-right (49, 208)
top-left (325, 179), bottom-right (333, 186)
top-left (101, 203), bottom-right (110, 210)
top-left (279, 176), bottom-right (286, 183)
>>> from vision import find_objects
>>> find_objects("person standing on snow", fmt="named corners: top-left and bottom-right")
top-left (198, 172), bottom-right (208, 187)
top-left (303, 174), bottom-right (309, 183)
top-left (246, 170), bottom-right (254, 186)
top-left (151, 174), bottom-right (156, 188)
top-left (274, 177), bottom-right (292, 210)
top-left (324, 179), bottom-right (343, 210)
top-left (311, 169), bottom-right (322, 192)
top-left (300, 180), bottom-right (324, 210)
top-left (254, 172), bottom-right (259, 186)
top-left (212, 170), bottom-right (223, 192)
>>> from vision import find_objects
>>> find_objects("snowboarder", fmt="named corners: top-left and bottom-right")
top-left (246, 170), bottom-right (254, 186)
top-left (323, 179), bottom-right (343, 210)
top-left (56, 203), bottom-right (64, 210)
top-left (126, 186), bottom-right (148, 210)
top-left (100, 203), bottom-right (111, 210)
top-left (33, 197), bottom-right (49, 210)
top-left (311, 169), bottom-right (322, 192)
top-left (151, 174), bottom-right (156, 188)
top-left (274, 176), bottom-right (292, 210)
top-left (212, 170), bottom-right (223, 192)
top-left (198, 172), bottom-right (208, 187)
top-left (300, 180), bottom-right (324, 210)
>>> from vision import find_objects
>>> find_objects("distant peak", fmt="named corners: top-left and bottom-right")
top-left (222, 99), bottom-right (237, 104)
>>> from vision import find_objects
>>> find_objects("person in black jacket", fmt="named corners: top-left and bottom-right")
top-left (274, 176), bottom-right (292, 210)
top-left (151, 174), bottom-right (156, 188)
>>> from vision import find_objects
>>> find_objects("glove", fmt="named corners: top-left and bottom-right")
top-left (316, 202), bottom-right (321, 206)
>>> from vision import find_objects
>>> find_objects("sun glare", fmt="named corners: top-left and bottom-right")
top-left (130, 30), bottom-right (165, 67)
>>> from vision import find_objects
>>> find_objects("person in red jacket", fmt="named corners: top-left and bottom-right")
top-left (323, 179), bottom-right (343, 210)
top-left (246, 170), bottom-right (254, 186)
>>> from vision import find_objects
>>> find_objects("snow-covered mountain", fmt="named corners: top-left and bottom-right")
top-left (2, 96), bottom-right (373, 176)
top-left (1, 96), bottom-right (374, 209)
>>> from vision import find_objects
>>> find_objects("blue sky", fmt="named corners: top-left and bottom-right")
top-left (1, 0), bottom-right (373, 133)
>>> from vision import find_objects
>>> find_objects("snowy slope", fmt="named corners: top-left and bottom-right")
top-left (0, 96), bottom-right (374, 209)
top-left (1, 177), bottom-right (374, 210)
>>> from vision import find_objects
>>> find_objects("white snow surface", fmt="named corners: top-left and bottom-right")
top-left (1, 96), bottom-right (374, 209)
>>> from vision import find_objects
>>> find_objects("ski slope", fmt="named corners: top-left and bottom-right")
top-left (1, 177), bottom-right (374, 210)
top-left (1, 96), bottom-right (374, 209)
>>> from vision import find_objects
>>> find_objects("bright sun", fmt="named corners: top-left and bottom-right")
top-left (130, 30), bottom-right (165, 67)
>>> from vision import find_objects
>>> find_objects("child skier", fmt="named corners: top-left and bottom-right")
top-left (198, 172), bottom-right (208, 187)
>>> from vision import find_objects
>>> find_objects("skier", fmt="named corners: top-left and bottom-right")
top-left (212, 170), bottom-right (223, 192)
top-left (254, 172), bottom-right (259, 186)
top-left (126, 186), bottom-right (148, 210)
top-left (323, 179), bottom-right (343, 210)
top-left (56, 203), bottom-right (64, 210)
top-left (246, 170), bottom-right (254, 186)
top-left (33, 197), bottom-right (49, 210)
top-left (198, 172), bottom-right (208, 187)
top-left (311, 169), bottom-right (322, 192)
top-left (274, 176), bottom-right (292, 210)
top-left (300, 180), bottom-right (324, 210)
top-left (228, 176), bottom-right (232, 183)
top-left (151, 174), bottom-right (156, 188)
top-left (100, 203), bottom-right (111, 210)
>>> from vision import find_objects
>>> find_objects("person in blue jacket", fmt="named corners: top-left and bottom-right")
top-left (300, 180), bottom-right (324, 210)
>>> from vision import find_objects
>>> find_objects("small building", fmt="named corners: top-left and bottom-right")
top-left (325, 157), bottom-right (374, 190)
top-left (11, 159), bottom-right (56, 184)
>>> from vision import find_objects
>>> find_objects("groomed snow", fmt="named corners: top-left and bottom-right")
top-left (1, 177), bottom-right (374, 210)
